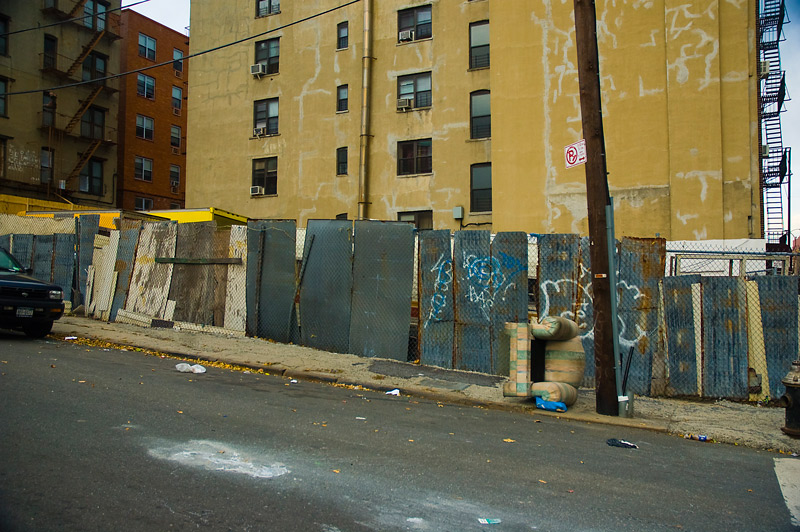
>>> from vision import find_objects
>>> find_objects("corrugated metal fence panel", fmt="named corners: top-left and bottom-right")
top-left (453, 230), bottom-right (492, 373)
top-left (53, 233), bottom-right (75, 303)
top-left (418, 229), bottom-right (454, 369)
top-left (755, 276), bottom-right (799, 397)
top-left (702, 277), bottom-right (748, 398)
top-left (300, 220), bottom-right (353, 353)
top-left (490, 232), bottom-right (528, 376)
top-left (32, 234), bottom-right (54, 282)
top-left (349, 221), bottom-right (414, 360)
top-left (617, 237), bottom-right (666, 396)
top-left (662, 275), bottom-right (702, 396)
top-left (246, 221), bottom-right (262, 337)
top-left (257, 220), bottom-right (297, 342)
top-left (537, 234), bottom-right (582, 319)
top-left (77, 215), bottom-right (100, 306)
top-left (109, 223), bottom-right (141, 322)
top-left (0, 234), bottom-right (9, 251)
top-left (12, 234), bottom-right (34, 270)
top-left (169, 222), bottom-right (216, 325)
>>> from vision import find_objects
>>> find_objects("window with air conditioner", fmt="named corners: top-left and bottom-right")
top-left (172, 86), bottom-right (182, 110)
top-left (398, 72), bottom-right (431, 109)
top-left (398, 5), bottom-right (431, 42)
top-left (171, 125), bottom-right (181, 150)
top-left (170, 165), bottom-right (180, 188)
top-left (173, 48), bottom-right (184, 73)
top-left (255, 37), bottom-right (280, 74)
top-left (254, 98), bottom-right (279, 135)
top-left (397, 139), bottom-right (432, 176)
top-left (252, 157), bottom-right (277, 195)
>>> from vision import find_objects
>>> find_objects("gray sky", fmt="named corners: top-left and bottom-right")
top-left (124, 0), bottom-right (800, 237)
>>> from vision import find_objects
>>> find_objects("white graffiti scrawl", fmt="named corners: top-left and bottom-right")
top-left (424, 253), bottom-right (453, 328)
top-left (462, 251), bottom-right (526, 321)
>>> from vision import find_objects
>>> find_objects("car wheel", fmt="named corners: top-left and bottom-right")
top-left (23, 321), bottom-right (53, 338)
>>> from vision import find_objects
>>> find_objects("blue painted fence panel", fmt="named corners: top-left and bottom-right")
top-left (702, 277), bottom-right (748, 398)
top-left (77, 215), bottom-right (100, 305)
top-left (109, 224), bottom-right (141, 321)
top-left (662, 275), bottom-right (701, 396)
top-left (0, 234), bottom-right (9, 252)
top-left (755, 276), bottom-right (799, 398)
top-left (32, 235), bottom-right (54, 282)
top-left (12, 234), bottom-right (34, 269)
top-left (490, 232), bottom-right (528, 376)
top-left (418, 230), bottom-right (454, 369)
top-left (453, 230), bottom-right (491, 373)
top-left (349, 221), bottom-right (414, 360)
top-left (300, 220), bottom-right (353, 353)
top-left (53, 233), bottom-right (75, 303)
top-left (537, 234), bottom-right (582, 319)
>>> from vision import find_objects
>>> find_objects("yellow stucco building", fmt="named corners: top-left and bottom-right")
top-left (186, 0), bottom-right (774, 239)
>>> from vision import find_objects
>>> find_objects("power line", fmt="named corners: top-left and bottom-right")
top-left (2, 0), bottom-right (361, 98)
top-left (0, 0), bottom-right (152, 38)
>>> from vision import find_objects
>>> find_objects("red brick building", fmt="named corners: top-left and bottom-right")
top-left (117, 10), bottom-right (187, 211)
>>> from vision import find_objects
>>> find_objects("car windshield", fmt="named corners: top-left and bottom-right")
top-left (0, 248), bottom-right (25, 272)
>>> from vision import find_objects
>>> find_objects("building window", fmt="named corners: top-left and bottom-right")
top-left (255, 38), bottom-right (280, 74)
top-left (138, 33), bottom-right (156, 61)
top-left (397, 139), bottom-right (432, 175)
top-left (81, 106), bottom-right (105, 139)
top-left (0, 79), bottom-right (8, 117)
top-left (257, 0), bottom-right (280, 17)
top-left (79, 158), bottom-right (103, 195)
top-left (470, 90), bottom-right (491, 139)
top-left (173, 48), bottom-right (184, 72)
top-left (170, 165), bottom-right (180, 187)
top-left (0, 16), bottom-right (8, 56)
top-left (172, 86), bottom-right (182, 110)
top-left (170, 202), bottom-right (181, 209)
top-left (134, 156), bottom-right (153, 182)
top-left (336, 147), bottom-right (348, 175)
top-left (135, 197), bottom-right (153, 211)
top-left (82, 52), bottom-right (107, 82)
top-left (337, 85), bottom-right (348, 112)
top-left (136, 115), bottom-right (154, 140)
top-left (398, 210), bottom-right (433, 230)
top-left (84, 1), bottom-right (107, 32)
top-left (43, 35), bottom-right (58, 69)
top-left (40, 148), bottom-right (54, 184)
top-left (337, 21), bottom-right (348, 49)
top-left (398, 72), bottom-right (431, 108)
top-left (137, 73), bottom-right (155, 99)
top-left (469, 21), bottom-right (489, 69)
top-left (254, 98), bottom-right (279, 135)
top-left (170, 125), bottom-right (181, 148)
top-left (398, 5), bottom-right (432, 41)
top-left (470, 163), bottom-right (492, 212)
top-left (252, 157), bottom-right (277, 195)
top-left (42, 93), bottom-right (56, 126)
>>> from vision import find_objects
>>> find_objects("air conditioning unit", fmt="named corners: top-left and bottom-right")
top-left (250, 185), bottom-right (265, 196)
top-left (758, 61), bottom-right (770, 80)
top-left (171, 185), bottom-right (179, 194)
top-left (761, 144), bottom-right (770, 158)
top-left (58, 180), bottom-right (66, 190)
top-left (171, 146), bottom-right (180, 155)
top-left (399, 30), bottom-right (414, 42)
top-left (397, 98), bottom-right (413, 110)
top-left (253, 127), bottom-right (267, 137)
top-left (250, 63), bottom-right (267, 76)
top-left (172, 107), bottom-right (181, 116)
top-left (174, 69), bottom-right (183, 79)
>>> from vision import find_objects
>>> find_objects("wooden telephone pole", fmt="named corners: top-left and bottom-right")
top-left (573, 0), bottom-right (618, 415)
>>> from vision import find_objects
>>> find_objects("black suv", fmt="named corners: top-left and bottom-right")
top-left (0, 247), bottom-right (65, 338)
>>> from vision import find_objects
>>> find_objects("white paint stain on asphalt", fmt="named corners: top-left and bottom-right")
top-left (774, 457), bottom-right (800, 526)
top-left (149, 440), bottom-right (289, 479)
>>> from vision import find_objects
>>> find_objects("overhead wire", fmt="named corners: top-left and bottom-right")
top-left (0, 0), bottom-right (152, 37)
top-left (1, 0), bottom-right (362, 98)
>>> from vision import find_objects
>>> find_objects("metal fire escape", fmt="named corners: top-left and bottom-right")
top-left (758, 0), bottom-right (792, 243)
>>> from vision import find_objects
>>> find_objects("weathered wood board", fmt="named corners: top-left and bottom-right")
top-left (169, 222), bottom-right (216, 325)
top-left (126, 222), bottom-right (177, 319)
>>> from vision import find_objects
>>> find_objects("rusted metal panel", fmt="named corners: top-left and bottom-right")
top-left (349, 221), bottom-right (414, 360)
top-left (169, 222), bottom-right (216, 325)
top-left (32, 234), bottom-right (54, 282)
top-left (53, 233), bottom-right (76, 304)
top-left (618, 237), bottom-right (667, 395)
top-left (702, 277), bottom-right (748, 398)
top-left (109, 224), bottom-right (141, 321)
top-left (663, 275), bottom-right (702, 396)
top-left (453, 230), bottom-right (491, 373)
top-left (754, 276), bottom-right (799, 397)
top-left (490, 232), bottom-right (528, 376)
top-left (418, 230), bottom-right (454, 369)
top-left (300, 220), bottom-right (353, 353)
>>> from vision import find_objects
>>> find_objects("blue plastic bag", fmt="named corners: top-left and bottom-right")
top-left (535, 396), bottom-right (567, 413)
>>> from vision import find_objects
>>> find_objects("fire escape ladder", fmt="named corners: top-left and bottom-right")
top-left (67, 0), bottom-right (90, 19)
top-left (66, 139), bottom-right (102, 183)
top-left (65, 30), bottom-right (106, 78)
top-left (63, 85), bottom-right (103, 134)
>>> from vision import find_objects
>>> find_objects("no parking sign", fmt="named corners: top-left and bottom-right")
top-left (564, 139), bottom-right (587, 169)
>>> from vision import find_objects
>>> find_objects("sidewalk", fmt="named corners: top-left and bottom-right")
top-left (52, 315), bottom-right (800, 454)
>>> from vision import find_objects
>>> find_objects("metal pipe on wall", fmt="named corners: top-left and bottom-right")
top-left (357, 0), bottom-right (373, 220)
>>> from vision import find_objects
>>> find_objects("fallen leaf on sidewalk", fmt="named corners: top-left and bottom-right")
top-left (503, 438), bottom-right (515, 443)
top-left (539, 480), bottom-right (547, 484)
top-left (332, 469), bottom-right (340, 473)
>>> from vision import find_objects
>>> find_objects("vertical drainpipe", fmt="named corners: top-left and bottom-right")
top-left (357, 0), bottom-right (373, 220)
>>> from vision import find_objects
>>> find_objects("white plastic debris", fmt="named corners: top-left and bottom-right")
top-left (356, 417), bottom-right (366, 420)
top-left (290, 379), bottom-right (298, 383)
top-left (176, 363), bottom-right (206, 374)
top-left (478, 518), bottom-right (502, 524)
top-left (385, 389), bottom-right (400, 396)
top-left (65, 336), bottom-right (77, 340)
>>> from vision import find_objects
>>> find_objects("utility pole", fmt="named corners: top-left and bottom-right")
top-left (573, 0), bottom-right (617, 415)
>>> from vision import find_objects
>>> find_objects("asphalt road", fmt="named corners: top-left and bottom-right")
top-left (0, 331), bottom-right (796, 531)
